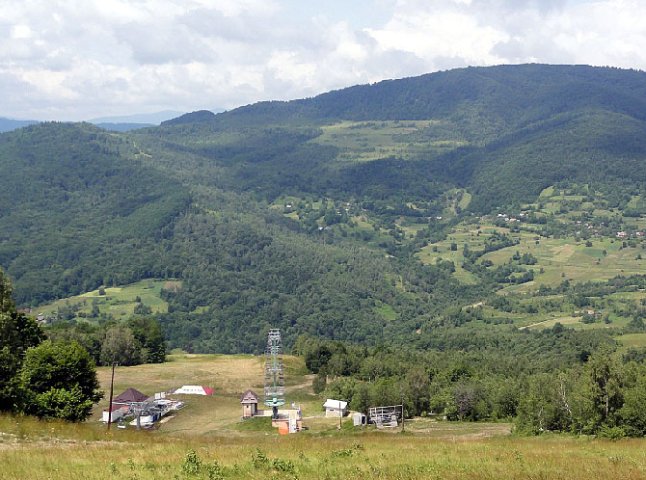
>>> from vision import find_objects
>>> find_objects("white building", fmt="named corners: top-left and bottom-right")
top-left (101, 405), bottom-right (128, 423)
top-left (323, 399), bottom-right (348, 418)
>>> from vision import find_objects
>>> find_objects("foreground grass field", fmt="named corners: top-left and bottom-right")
top-left (2, 355), bottom-right (646, 479)
top-left (1, 416), bottom-right (645, 479)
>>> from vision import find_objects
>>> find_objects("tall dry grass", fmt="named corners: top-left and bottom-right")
top-left (2, 414), bottom-right (646, 479)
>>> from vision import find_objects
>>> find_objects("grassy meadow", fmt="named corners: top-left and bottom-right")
top-left (92, 352), bottom-right (317, 435)
top-left (37, 279), bottom-right (174, 321)
top-left (2, 354), bottom-right (646, 479)
top-left (313, 120), bottom-right (468, 163)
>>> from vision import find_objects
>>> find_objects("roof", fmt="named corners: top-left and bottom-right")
top-left (114, 387), bottom-right (148, 403)
top-left (323, 399), bottom-right (348, 409)
top-left (240, 389), bottom-right (259, 403)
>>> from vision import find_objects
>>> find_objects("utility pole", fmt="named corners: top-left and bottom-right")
top-left (106, 362), bottom-right (116, 431)
top-left (401, 403), bottom-right (405, 432)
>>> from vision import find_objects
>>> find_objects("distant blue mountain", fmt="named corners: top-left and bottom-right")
top-left (0, 110), bottom-right (227, 133)
top-left (94, 122), bottom-right (155, 132)
top-left (0, 117), bottom-right (38, 133)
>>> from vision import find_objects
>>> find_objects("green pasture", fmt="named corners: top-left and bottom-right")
top-left (417, 244), bottom-right (479, 284)
top-left (440, 188), bottom-right (472, 217)
top-left (313, 119), bottom-right (467, 162)
top-left (616, 333), bottom-right (646, 350)
top-left (37, 279), bottom-right (172, 321)
top-left (418, 222), bottom-right (515, 285)
top-left (374, 301), bottom-right (398, 321)
top-left (2, 431), bottom-right (645, 480)
top-left (397, 218), bottom-right (428, 239)
top-left (458, 191), bottom-right (472, 210)
top-left (482, 235), bottom-right (644, 293)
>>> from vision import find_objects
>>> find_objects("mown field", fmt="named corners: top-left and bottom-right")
top-left (92, 352), bottom-right (317, 435)
top-left (2, 355), bottom-right (646, 479)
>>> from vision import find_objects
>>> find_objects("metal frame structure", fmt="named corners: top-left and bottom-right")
top-left (369, 405), bottom-right (403, 428)
top-left (263, 329), bottom-right (285, 418)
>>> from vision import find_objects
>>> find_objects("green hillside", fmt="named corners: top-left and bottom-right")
top-left (2, 64), bottom-right (646, 356)
top-left (444, 110), bottom-right (646, 212)
top-left (0, 123), bottom-right (191, 304)
top-left (0, 124), bottom-right (475, 353)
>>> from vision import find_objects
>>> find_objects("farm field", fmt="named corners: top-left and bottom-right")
top-left (616, 333), bottom-right (646, 350)
top-left (482, 236), bottom-right (645, 293)
top-left (2, 354), bottom-right (646, 479)
top-left (420, 220), bottom-right (645, 292)
top-left (419, 186), bottom-right (646, 294)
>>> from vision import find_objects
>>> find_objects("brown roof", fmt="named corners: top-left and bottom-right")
top-left (240, 389), bottom-right (259, 403)
top-left (114, 387), bottom-right (148, 403)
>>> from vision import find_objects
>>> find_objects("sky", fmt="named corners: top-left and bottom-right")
top-left (2, 0), bottom-right (646, 121)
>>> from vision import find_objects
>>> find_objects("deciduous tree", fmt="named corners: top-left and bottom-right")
top-left (19, 340), bottom-right (102, 421)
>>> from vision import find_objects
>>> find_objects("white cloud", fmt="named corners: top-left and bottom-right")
top-left (11, 24), bottom-right (32, 39)
top-left (0, 0), bottom-right (645, 120)
top-left (366, 11), bottom-right (509, 66)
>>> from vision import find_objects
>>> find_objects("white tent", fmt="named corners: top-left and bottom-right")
top-left (173, 385), bottom-right (214, 396)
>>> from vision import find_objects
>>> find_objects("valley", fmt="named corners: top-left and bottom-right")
top-left (2, 64), bottom-right (646, 446)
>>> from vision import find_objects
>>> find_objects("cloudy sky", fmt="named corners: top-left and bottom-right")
top-left (2, 0), bottom-right (645, 121)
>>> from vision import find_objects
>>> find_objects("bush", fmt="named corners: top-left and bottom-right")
top-left (597, 425), bottom-right (626, 440)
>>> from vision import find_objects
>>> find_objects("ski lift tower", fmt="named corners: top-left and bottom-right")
top-left (264, 329), bottom-right (285, 419)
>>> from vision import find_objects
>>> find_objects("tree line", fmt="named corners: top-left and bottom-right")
top-left (294, 331), bottom-right (646, 437)
top-left (46, 315), bottom-right (166, 367)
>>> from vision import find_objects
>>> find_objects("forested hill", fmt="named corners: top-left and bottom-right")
top-left (208, 64), bottom-right (646, 135)
top-left (0, 122), bottom-right (480, 351)
top-left (2, 64), bottom-right (646, 353)
top-left (0, 123), bottom-right (191, 304)
top-left (151, 64), bottom-right (646, 211)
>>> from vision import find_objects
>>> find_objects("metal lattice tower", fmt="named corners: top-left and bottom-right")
top-left (264, 329), bottom-right (285, 417)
